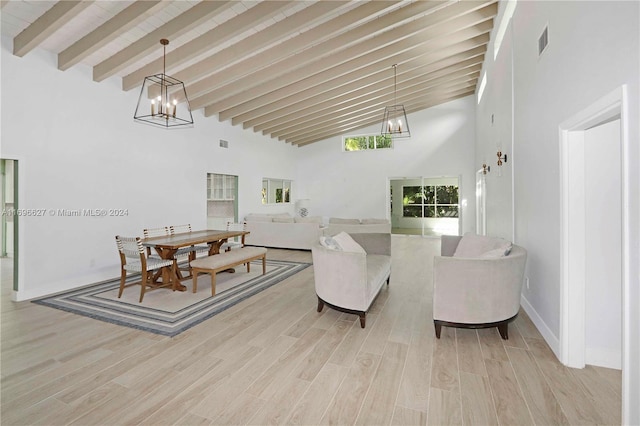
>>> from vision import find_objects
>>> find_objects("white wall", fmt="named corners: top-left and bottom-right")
top-left (0, 38), bottom-right (299, 300)
top-left (294, 96), bottom-right (476, 235)
top-left (477, 1), bottom-right (639, 423)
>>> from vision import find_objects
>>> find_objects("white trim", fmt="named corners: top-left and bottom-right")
top-left (558, 85), bottom-right (630, 423)
top-left (521, 295), bottom-right (560, 357)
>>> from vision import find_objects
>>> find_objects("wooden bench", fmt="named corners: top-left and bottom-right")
top-left (189, 246), bottom-right (267, 296)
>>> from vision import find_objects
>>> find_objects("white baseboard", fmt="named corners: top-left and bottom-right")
top-left (14, 267), bottom-right (118, 301)
top-left (520, 295), bottom-right (561, 360)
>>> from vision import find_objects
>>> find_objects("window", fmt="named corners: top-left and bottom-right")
top-left (262, 178), bottom-right (291, 204)
top-left (343, 134), bottom-right (393, 151)
top-left (402, 185), bottom-right (459, 218)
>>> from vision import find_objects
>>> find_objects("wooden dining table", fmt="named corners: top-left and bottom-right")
top-left (141, 229), bottom-right (249, 291)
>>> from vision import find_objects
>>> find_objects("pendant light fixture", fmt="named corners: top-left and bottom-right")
top-left (381, 64), bottom-right (410, 138)
top-left (133, 39), bottom-right (194, 128)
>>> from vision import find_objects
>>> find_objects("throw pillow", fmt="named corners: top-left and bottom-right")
top-left (453, 233), bottom-right (512, 257)
top-left (319, 236), bottom-right (341, 251)
top-left (332, 232), bottom-right (366, 254)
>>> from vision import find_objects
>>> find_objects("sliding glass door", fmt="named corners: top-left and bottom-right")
top-left (389, 176), bottom-right (460, 237)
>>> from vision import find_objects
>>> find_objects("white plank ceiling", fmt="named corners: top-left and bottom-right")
top-left (1, 0), bottom-right (497, 146)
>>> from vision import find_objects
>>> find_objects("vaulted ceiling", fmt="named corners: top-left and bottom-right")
top-left (1, 0), bottom-right (497, 146)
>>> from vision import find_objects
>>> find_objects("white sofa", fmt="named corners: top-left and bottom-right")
top-left (243, 213), bottom-right (324, 250)
top-left (433, 233), bottom-right (527, 339)
top-left (325, 217), bottom-right (391, 236)
top-left (311, 232), bottom-right (391, 328)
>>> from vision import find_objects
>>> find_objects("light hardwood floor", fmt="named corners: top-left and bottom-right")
top-left (1, 236), bottom-right (621, 425)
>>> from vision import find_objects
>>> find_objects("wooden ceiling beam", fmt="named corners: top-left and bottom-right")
top-left (13, 1), bottom-right (93, 57)
top-left (184, 0), bottom-right (404, 107)
top-left (277, 77), bottom-right (478, 141)
top-left (58, 1), bottom-right (167, 71)
top-left (291, 90), bottom-right (475, 146)
top-left (121, 1), bottom-right (295, 91)
top-left (92, 0), bottom-right (234, 82)
top-left (201, 1), bottom-right (496, 118)
top-left (264, 66), bottom-right (481, 138)
top-left (171, 0), bottom-right (362, 99)
top-left (204, 23), bottom-right (490, 121)
top-left (248, 49), bottom-right (485, 132)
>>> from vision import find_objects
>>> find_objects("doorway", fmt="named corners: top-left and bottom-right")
top-left (1, 159), bottom-right (19, 293)
top-left (559, 86), bottom-right (630, 420)
top-left (206, 173), bottom-right (238, 229)
top-left (389, 177), bottom-right (460, 237)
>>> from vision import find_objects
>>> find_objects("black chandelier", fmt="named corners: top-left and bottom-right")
top-left (381, 64), bottom-right (410, 138)
top-left (133, 39), bottom-right (194, 128)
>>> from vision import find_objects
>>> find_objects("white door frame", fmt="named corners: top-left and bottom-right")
top-left (558, 85), bottom-right (630, 421)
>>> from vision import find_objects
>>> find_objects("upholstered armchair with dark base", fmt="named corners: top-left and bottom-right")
top-left (433, 234), bottom-right (527, 339)
top-left (312, 232), bottom-right (391, 328)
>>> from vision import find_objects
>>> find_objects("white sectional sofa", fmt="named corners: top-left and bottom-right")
top-left (325, 217), bottom-right (391, 236)
top-left (243, 213), bottom-right (324, 250)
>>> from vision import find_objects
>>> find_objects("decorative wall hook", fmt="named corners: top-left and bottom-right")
top-left (497, 150), bottom-right (507, 166)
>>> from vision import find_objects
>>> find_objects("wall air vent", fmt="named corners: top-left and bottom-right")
top-left (219, 139), bottom-right (229, 148)
top-left (538, 25), bottom-right (549, 56)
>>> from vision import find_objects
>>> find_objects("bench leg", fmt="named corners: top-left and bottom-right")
top-left (211, 271), bottom-right (216, 297)
top-left (192, 270), bottom-right (198, 293)
top-left (262, 255), bottom-right (266, 274)
top-left (247, 261), bottom-right (250, 273)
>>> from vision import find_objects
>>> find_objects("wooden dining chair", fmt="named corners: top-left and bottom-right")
top-left (169, 224), bottom-right (210, 259)
top-left (142, 226), bottom-right (170, 257)
top-left (115, 236), bottom-right (174, 302)
top-left (221, 221), bottom-right (247, 251)
top-left (143, 226), bottom-right (191, 279)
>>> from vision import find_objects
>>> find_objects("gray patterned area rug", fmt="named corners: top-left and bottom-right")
top-left (33, 259), bottom-right (310, 337)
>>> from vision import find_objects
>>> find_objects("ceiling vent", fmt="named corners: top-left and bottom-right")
top-left (219, 139), bottom-right (229, 148)
top-left (538, 26), bottom-right (549, 56)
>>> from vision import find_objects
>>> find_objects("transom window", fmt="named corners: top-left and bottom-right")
top-left (343, 134), bottom-right (393, 151)
top-left (402, 185), bottom-right (459, 218)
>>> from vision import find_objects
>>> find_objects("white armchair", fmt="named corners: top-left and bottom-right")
top-left (433, 234), bottom-right (527, 339)
top-left (311, 232), bottom-right (391, 328)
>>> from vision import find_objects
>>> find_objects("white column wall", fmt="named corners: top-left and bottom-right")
top-left (0, 39), bottom-right (298, 300)
top-left (477, 1), bottom-right (639, 422)
top-left (294, 96), bottom-right (477, 235)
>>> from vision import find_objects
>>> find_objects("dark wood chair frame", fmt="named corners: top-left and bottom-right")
top-left (433, 313), bottom-right (519, 340)
top-left (316, 276), bottom-right (390, 328)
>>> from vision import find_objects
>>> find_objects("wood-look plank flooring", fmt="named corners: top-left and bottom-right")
top-left (0, 236), bottom-right (622, 425)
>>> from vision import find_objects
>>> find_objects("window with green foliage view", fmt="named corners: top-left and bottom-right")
top-left (402, 185), bottom-right (459, 218)
top-left (343, 134), bottom-right (393, 151)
